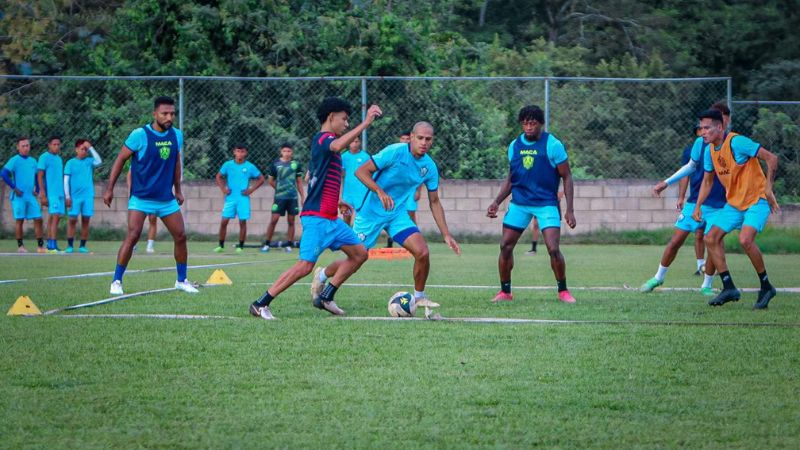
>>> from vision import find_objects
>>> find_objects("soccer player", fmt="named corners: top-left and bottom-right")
top-left (215, 145), bottom-right (265, 253)
top-left (641, 120), bottom-right (728, 295)
top-left (693, 109), bottom-right (780, 309)
top-left (249, 98), bottom-right (382, 320)
top-left (349, 121), bottom-right (462, 306)
top-left (340, 136), bottom-right (369, 227)
top-left (487, 105), bottom-right (577, 304)
top-left (261, 144), bottom-right (304, 252)
top-left (103, 96), bottom-right (198, 295)
top-left (37, 137), bottom-right (65, 253)
top-left (2, 137), bottom-right (45, 253)
top-left (64, 139), bottom-right (102, 253)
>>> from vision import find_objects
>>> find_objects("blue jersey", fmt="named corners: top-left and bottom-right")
top-left (219, 160), bottom-right (261, 197)
top-left (360, 143), bottom-right (439, 217)
top-left (302, 132), bottom-right (342, 220)
top-left (37, 152), bottom-right (64, 197)
top-left (3, 154), bottom-right (38, 197)
top-left (65, 157), bottom-right (96, 198)
top-left (124, 124), bottom-right (183, 202)
top-left (507, 132), bottom-right (567, 207)
top-left (686, 137), bottom-right (728, 209)
top-left (341, 149), bottom-right (370, 207)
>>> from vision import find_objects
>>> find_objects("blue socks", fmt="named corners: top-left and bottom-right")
top-left (177, 263), bottom-right (188, 282)
top-left (114, 264), bottom-right (127, 282)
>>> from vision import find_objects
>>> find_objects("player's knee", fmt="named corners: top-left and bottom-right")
top-left (738, 234), bottom-right (756, 251)
top-left (548, 247), bottom-right (561, 259)
top-left (703, 233), bottom-right (718, 248)
top-left (415, 245), bottom-right (430, 261)
top-left (294, 261), bottom-right (314, 278)
top-left (352, 247), bottom-right (369, 266)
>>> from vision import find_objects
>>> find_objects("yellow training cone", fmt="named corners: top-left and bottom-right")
top-left (206, 269), bottom-right (233, 285)
top-left (7, 296), bottom-right (42, 316)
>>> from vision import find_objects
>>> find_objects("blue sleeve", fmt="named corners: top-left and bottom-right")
top-left (219, 161), bottom-right (229, 177)
top-left (124, 128), bottom-right (147, 157)
top-left (703, 145), bottom-right (714, 172)
top-left (731, 135), bottom-right (761, 162)
top-left (249, 162), bottom-right (262, 178)
top-left (175, 128), bottom-right (184, 153)
top-left (689, 137), bottom-right (704, 163)
top-left (424, 161), bottom-right (439, 192)
top-left (507, 141), bottom-right (515, 162)
top-left (547, 137), bottom-right (568, 167)
top-left (1, 168), bottom-right (15, 189)
top-left (372, 144), bottom-right (401, 171)
top-left (37, 155), bottom-right (47, 171)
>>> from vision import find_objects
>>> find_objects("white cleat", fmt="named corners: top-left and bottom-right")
top-left (110, 280), bottom-right (124, 295)
top-left (146, 247), bottom-right (155, 254)
top-left (175, 279), bottom-right (199, 294)
top-left (249, 303), bottom-right (275, 320)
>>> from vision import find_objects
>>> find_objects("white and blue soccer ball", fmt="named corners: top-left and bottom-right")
top-left (388, 291), bottom-right (416, 317)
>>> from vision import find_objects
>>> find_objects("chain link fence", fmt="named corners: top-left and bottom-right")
top-left (1, 75), bottom-right (734, 183)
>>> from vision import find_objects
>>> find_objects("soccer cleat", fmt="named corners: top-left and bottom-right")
top-left (110, 280), bottom-right (124, 295)
top-left (524, 249), bottom-right (537, 256)
top-left (700, 287), bottom-right (715, 296)
top-left (694, 264), bottom-right (706, 276)
top-left (639, 278), bottom-right (663, 293)
top-left (415, 297), bottom-right (440, 308)
top-left (260, 245), bottom-right (270, 253)
top-left (558, 290), bottom-right (576, 304)
top-left (17, 246), bottom-right (28, 253)
top-left (249, 303), bottom-right (275, 320)
top-left (37, 247), bottom-right (47, 254)
top-left (213, 246), bottom-right (224, 253)
top-left (78, 247), bottom-right (90, 254)
top-left (235, 247), bottom-right (244, 254)
top-left (175, 279), bottom-right (200, 294)
top-left (146, 246), bottom-right (155, 254)
top-left (284, 246), bottom-right (292, 253)
top-left (65, 246), bottom-right (74, 254)
top-left (310, 267), bottom-right (325, 299)
top-left (47, 249), bottom-right (59, 254)
top-left (708, 288), bottom-right (741, 306)
top-left (753, 287), bottom-right (777, 310)
top-left (491, 291), bottom-right (513, 303)
top-left (312, 296), bottom-right (345, 315)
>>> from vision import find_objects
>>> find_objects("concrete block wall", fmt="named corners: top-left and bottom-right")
top-left (2, 180), bottom-right (799, 237)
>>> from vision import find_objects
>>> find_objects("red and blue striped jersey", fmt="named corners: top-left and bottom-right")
top-left (301, 132), bottom-right (342, 220)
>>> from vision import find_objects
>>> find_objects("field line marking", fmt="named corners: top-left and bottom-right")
top-left (249, 281), bottom-right (800, 293)
top-left (56, 313), bottom-right (239, 320)
top-left (42, 284), bottom-right (223, 315)
top-left (342, 316), bottom-right (800, 328)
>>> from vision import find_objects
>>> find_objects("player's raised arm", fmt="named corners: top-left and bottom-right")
top-left (330, 105), bottom-right (382, 152)
top-left (103, 146), bottom-right (134, 207)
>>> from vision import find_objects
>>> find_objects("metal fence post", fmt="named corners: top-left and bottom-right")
top-left (361, 78), bottom-right (368, 151)
top-left (726, 77), bottom-right (733, 128)
top-left (544, 78), bottom-right (550, 132)
top-left (179, 77), bottom-right (185, 131)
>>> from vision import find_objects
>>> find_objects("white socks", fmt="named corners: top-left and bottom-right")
top-left (702, 274), bottom-right (714, 288)
top-left (318, 267), bottom-right (329, 283)
top-left (414, 290), bottom-right (425, 299)
top-left (697, 259), bottom-right (705, 270)
top-left (654, 265), bottom-right (669, 282)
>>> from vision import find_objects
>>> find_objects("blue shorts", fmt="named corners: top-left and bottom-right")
top-left (69, 196), bottom-right (94, 218)
top-left (128, 195), bottom-right (181, 218)
top-left (353, 210), bottom-right (419, 249)
top-left (48, 196), bottom-right (65, 215)
top-left (676, 203), bottom-right (723, 234)
top-left (299, 215), bottom-right (362, 263)
top-left (709, 199), bottom-right (771, 233)
top-left (406, 196), bottom-right (418, 212)
top-left (503, 203), bottom-right (561, 231)
top-left (11, 194), bottom-right (42, 220)
top-left (222, 196), bottom-right (251, 220)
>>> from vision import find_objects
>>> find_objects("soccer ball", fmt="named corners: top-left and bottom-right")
top-left (387, 291), bottom-right (416, 317)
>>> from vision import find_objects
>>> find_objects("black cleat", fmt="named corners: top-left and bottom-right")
top-left (708, 288), bottom-right (741, 306)
top-left (753, 287), bottom-right (777, 310)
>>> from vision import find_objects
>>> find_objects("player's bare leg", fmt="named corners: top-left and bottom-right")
top-left (401, 232), bottom-right (430, 292)
top-left (493, 226), bottom-right (523, 302)
top-left (116, 210), bottom-right (147, 266)
top-left (33, 218), bottom-right (44, 252)
top-left (704, 226), bottom-right (741, 306)
top-left (238, 219), bottom-right (247, 250)
top-left (739, 225), bottom-right (776, 309)
top-left (216, 218), bottom-right (230, 252)
top-left (641, 229), bottom-right (690, 292)
top-left (543, 227), bottom-right (574, 303)
top-left (310, 243), bottom-right (368, 316)
top-left (160, 211), bottom-right (188, 265)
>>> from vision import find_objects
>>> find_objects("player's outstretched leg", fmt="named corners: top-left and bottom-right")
top-left (161, 211), bottom-right (198, 294)
top-left (704, 226), bottom-right (740, 306)
top-left (640, 229), bottom-right (689, 292)
top-left (543, 227), bottom-right (574, 303)
top-left (738, 226), bottom-right (776, 309)
top-left (312, 243), bottom-right (368, 316)
top-left (493, 226), bottom-right (523, 303)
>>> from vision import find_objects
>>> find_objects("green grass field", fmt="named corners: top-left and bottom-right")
top-left (2, 240), bottom-right (799, 448)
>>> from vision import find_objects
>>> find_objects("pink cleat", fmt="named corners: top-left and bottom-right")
top-left (491, 291), bottom-right (513, 303)
top-left (558, 290), bottom-right (576, 304)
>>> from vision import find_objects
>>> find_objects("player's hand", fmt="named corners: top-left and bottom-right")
top-left (338, 201), bottom-right (354, 217)
top-left (364, 105), bottom-right (383, 124)
top-left (692, 206), bottom-right (702, 222)
top-left (39, 194), bottom-right (48, 207)
top-left (103, 189), bottom-right (113, 207)
top-left (221, 187), bottom-right (231, 196)
top-left (377, 189), bottom-right (394, 211)
top-left (175, 191), bottom-right (185, 206)
top-left (766, 189), bottom-right (781, 214)
top-left (13, 188), bottom-right (23, 197)
top-left (652, 181), bottom-right (668, 197)
top-left (444, 235), bottom-right (461, 256)
top-left (486, 202), bottom-right (499, 218)
top-left (241, 189), bottom-right (250, 197)
top-left (676, 199), bottom-right (685, 211)
top-left (564, 210), bottom-right (577, 229)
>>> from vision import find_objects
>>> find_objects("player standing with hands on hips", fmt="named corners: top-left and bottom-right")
top-left (103, 96), bottom-right (198, 295)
